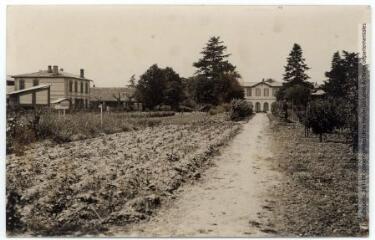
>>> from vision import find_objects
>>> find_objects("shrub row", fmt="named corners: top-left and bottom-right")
top-left (228, 99), bottom-right (253, 121)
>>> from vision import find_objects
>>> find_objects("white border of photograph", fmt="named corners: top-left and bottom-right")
top-left (0, 1), bottom-right (373, 240)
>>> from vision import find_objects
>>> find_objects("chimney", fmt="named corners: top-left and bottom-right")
top-left (47, 65), bottom-right (52, 73)
top-left (80, 69), bottom-right (84, 78)
top-left (53, 65), bottom-right (59, 74)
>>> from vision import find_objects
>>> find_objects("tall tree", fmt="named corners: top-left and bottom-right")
top-left (193, 36), bottom-right (243, 105)
top-left (135, 65), bottom-right (184, 110)
top-left (315, 50), bottom-right (363, 152)
top-left (218, 72), bottom-right (244, 102)
top-left (283, 43), bottom-right (310, 85)
top-left (277, 43), bottom-right (313, 106)
top-left (135, 64), bottom-right (165, 110)
top-left (162, 67), bottom-right (184, 111)
top-left (339, 51), bottom-right (360, 152)
top-left (322, 52), bottom-right (346, 97)
top-left (193, 36), bottom-right (236, 79)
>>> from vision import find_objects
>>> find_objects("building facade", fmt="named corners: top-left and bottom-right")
top-left (10, 65), bottom-right (92, 109)
top-left (242, 79), bottom-right (282, 112)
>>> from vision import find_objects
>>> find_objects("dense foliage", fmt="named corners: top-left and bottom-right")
top-left (273, 43), bottom-right (367, 150)
top-left (320, 51), bottom-right (368, 151)
top-left (305, 99), bottom-right (341, 142)
top-left (135, 65), bottom-right (184, 110)
top-left (192, 36), bottom-right (244, 105)
top-left (277, 43), bottom-right (313, 107)
top-left (133, 36), bottom-right (244, 110)
top-left (228, 99), bottom-right (253, 121)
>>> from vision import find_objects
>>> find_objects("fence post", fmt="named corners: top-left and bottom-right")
top-left (100, 104), bottom-right (103, 129)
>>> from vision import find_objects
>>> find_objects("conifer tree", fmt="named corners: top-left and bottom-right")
top-left (283, 43), bottom-right (310, 86)
top-left (193, 36), bottom-right (243, 105)
top-left (277, 43), bottom-right (313, 106)
top-left (323, 52), bottom-right (346, 97)
top-left (193, 36), bottom-right (236, 79)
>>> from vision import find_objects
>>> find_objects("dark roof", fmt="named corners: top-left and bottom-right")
top-left (11, 70), bottom-right (93, 81)
top-left (90, 87), bottom-right (135, 101)
top-left (242, 79), bottom-right (282, 88)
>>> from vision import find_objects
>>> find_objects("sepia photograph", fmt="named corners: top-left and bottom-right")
top-left (4, 3), bottom-right (371, 238)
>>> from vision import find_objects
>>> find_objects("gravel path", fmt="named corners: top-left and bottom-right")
top-left (113, 113), bottom-right (282, 237)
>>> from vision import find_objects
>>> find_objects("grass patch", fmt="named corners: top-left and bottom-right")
top-left (269, 119), bottom-right (368, 237)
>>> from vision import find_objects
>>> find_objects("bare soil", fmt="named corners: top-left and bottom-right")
top-left (110, 113), bottom-right (282, 237)
top-left (8, 112), bottom-right (364, 237)
top-left (6, 113), bottom-right (241, 236)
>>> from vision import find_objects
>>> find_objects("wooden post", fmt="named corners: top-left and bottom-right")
top-left (47, 86), bottom-right (51, 107)
top-left (32, 91), bottom-right (36, 110)
top-left (100, 104), bottom-right (103, 129)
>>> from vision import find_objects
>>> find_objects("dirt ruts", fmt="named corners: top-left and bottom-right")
top-left (110, 113), bottom-right (282, 237)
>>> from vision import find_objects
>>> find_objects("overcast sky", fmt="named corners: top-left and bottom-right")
top-left (7, 5), bottom-right (370, 87)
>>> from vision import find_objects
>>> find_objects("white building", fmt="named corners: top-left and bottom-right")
top-left (10, 65), bottom-right (92, 109)
top-left (242, 79), bottom-right (282, 112)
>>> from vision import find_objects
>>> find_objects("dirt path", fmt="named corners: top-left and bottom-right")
top-left (112, 113), bottom-right (282, 237)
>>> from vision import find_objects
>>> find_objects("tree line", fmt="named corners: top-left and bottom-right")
top-left (130, 36), bottom-right (367, 152)
top-left (132, 36), bottom-right (244, 111)
top-left (275, 43), bottom-right (369, 152)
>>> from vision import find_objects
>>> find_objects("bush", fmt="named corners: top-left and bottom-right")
top-left (305, 99), bottom-right (339, 142)
top-left (6, 116), bottom-right (37, 155)
top-left (229, 99), bottom-right (253, 121)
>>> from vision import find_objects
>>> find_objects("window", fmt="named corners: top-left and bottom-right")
top-left (33, 79), bottom-right (39, 86)
top-left (86, 82), bottom-right (89, 93)
top-left (74, 81), bottom-right (78, 92)
top-left (80, 81), bottom-right (83, 93)
top-left (264, 88), bottom-right (269, 97)
top-left (255, 88), bottom-right (261, 96)
top-left (246, 88), bottom-right (252, 97)
top-left (19, 79), bottom-right (25, 90)
top-left (69, 80), bottom-right (73, 92)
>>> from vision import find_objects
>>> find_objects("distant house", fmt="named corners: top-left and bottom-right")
top-left (6, 75), bottom-right (15, 94)
top-left (6, 75), bottom-right (15, 105)
top-left (10, 65), bottom-right (92, 109)
top-left (241, 78), bottom-right (282, 112)
top-left (90, 87), bottom-right (141, 110)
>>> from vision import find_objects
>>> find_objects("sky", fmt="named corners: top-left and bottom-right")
top-left (6, 5), bottom-right (370, 87)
